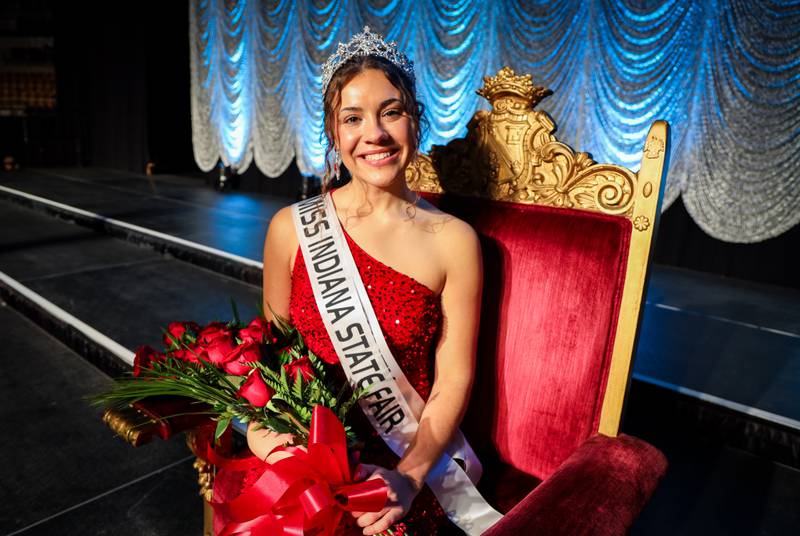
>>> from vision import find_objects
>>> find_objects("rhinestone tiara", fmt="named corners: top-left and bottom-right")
top-left (321, 26), bottom-right (415, 96)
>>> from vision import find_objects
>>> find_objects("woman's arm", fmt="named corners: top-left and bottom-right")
top-left (356, 219), bottom-right (483, 535)
top-left (261, 206), bottom-right (297, 320)
top-left (249, 206), bottom-right (298, 459)
top-left (397, 219), bottom-right (482, 486)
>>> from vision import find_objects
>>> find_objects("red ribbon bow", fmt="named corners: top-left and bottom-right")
top-left (212, 406), bottom-right (388, 536)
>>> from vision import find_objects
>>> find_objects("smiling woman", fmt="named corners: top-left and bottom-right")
top-left (321, 54), bottom-right (426, 193)
top-left (213, 27), bottom-right (500, 536)
top-left (335, 72), bottom-right (414, 191)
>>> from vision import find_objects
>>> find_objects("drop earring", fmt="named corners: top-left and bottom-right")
top-left (334, 151), bottom-right (342, 182)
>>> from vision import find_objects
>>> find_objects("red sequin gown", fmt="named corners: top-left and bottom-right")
top-left (214, 228), bottom-right (454, 534)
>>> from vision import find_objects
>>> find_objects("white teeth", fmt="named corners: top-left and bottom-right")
top-left (364, 152), bottom-right (392, 161)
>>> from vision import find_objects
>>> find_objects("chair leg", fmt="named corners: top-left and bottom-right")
top-left (193, 456), bottom-right (215, 535)
top-left (190, 439), bottom-right (216, 536)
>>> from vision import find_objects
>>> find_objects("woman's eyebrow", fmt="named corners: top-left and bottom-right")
top-left (339, 98), bottom-right (402, 115)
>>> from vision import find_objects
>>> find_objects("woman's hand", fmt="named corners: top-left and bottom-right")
top-left (246, 422), bottom-right (297, 463)
top-left (350, 463), bottom-right (421, 535)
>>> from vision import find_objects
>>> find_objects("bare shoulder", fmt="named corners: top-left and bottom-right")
top-left (264, 205), bottom-right (299, 262)
top-left (416, 200), bottom-right (481, 267)
top-left (267, 205), bottom-right (296, 236)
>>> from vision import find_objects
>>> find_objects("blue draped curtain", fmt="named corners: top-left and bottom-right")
top-left (189, 0), bottom-right (800, 243)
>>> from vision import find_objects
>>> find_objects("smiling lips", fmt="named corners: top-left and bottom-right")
top-left (360, 149), bottom-right (398, 165)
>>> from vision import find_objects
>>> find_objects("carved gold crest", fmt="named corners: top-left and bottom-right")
top-left (407, 67), bottom-right (639, 217)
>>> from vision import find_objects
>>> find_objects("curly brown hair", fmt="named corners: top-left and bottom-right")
top-left (321, 55), bottom-right (426, 191)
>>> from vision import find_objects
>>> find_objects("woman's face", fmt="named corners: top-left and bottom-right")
top-left (334, 69), bottom-right (415, 189)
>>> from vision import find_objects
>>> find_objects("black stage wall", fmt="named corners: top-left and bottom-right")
top-left (53, 0), bottom-right (194, 173)
top-left (654, 198), bottom-right (799, 291)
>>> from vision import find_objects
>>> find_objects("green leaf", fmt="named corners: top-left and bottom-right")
top-left (268, 306), bottom-right (293, 335)
top-left (280, 367), bottom-right (290, 393)
top-left (262, 416), bottom-right (293, 435)
top-left (230, 298), bottom-right (241, 325)
top-left (215, 416), bottom-right (231, 440)
top-left (298, 405), bottom-right (312, 421)
top-left (292, 373), bottom-right (304, 400)
top-left (226, 375), bottom-right (245, 389)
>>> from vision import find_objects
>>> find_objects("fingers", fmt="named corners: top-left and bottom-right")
top-left (362, 509), bottom-right (402, 535)
top-left (245, 427), bottom-right (294, 462)
top-left (355, 507), bottom-right (388, 529)
top-left (352, 465), bottom-right (410, 531)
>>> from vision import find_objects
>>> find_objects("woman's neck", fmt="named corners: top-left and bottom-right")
top-left (334, 177), bottom-right (416, 222)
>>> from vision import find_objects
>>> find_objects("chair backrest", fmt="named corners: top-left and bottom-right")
top-left (408, 67), bottom-right (669, 479)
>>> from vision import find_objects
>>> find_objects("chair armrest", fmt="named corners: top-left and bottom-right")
top-left (102, 396), bottom-right (212, 446)
top-left (483, 433), bottom-right (667, 536)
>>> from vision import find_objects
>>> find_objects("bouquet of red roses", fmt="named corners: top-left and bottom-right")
top-left (95, 312), bottom-right (417, 535)
top-left (96, 313), bottom-right (365, 446)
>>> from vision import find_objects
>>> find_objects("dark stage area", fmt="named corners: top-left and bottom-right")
top-left (1, 168), bottom-right (798, 535)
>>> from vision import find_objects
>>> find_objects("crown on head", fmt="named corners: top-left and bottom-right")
top-left (321, 26), bottom-right (415, 96)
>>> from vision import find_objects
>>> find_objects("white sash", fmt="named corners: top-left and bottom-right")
top-left (291, 193), bottom-right (503, 535)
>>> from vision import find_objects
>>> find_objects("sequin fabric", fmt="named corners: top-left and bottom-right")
top-left (290, 229), bottom-right (453, 534)
top-left (289, 231), bottom-right (441, 399)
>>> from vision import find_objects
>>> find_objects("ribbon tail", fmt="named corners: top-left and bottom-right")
top-left (335, 479), bottom-right (388, 513)
top-left (309, 406), bottom-right (350, 480)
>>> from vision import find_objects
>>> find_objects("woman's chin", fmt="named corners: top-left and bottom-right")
top-left (350, 165), bottom-right (407, 189)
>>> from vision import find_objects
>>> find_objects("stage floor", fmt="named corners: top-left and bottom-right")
top-left (1, 167), bottom-right (797, 535)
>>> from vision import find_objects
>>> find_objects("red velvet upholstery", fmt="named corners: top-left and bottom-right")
top-left (483, 434), bottom-right (667, 536)
top-left (431, 194), bottom-right (631, 479)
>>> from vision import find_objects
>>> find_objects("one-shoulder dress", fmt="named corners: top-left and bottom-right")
top-left (214, 228), bottom-right (455, 534)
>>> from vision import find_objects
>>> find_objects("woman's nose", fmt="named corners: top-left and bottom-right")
top-left (363, 117), bottom-right (389, 143)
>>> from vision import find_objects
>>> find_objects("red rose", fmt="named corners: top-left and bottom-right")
top-left (198, 322), bottom-right (230, 345)
top-left (205, 335), bottom-right (237, 366)
top-left (284, 355), bottom-right (315, 382)
top-left (162, 321), bottom-right (201, 348)
top-left (223, 341), bottom-right (262, 375)
top-left (172, 342), bottom-right (204, 364)
top-left (238, 318), bottom-right (274, 344)
top-left (133, 345), bottom-right (163, 377)
top-left (187, 342), bottom-right (207, 364)
top-left (238, 370), bottom-right (273, 407)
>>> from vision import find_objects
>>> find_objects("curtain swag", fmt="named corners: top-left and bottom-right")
top-left (190, 0), bottom-right (800, 243)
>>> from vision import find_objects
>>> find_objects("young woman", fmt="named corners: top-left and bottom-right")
top-left (217, 29), bottom-right (486, 535)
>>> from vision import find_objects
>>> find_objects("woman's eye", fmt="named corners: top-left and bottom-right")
top-left (383, 109), bottom-right (402, 117)
top-left (343, 116), bottom-right (361, 125)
